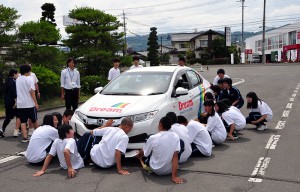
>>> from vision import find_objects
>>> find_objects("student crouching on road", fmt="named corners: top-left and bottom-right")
top-left (222, 78), bottom-right (244, 109)
top-left (177, 116), bottom-right (213, 156)
top-left (215, 100), bottom-right (246, 141)
top-left (33, 124), bottom-right (84, 178)
top-left (246, 92), bottom-right (273, 131)
top-left (203, 100), bottom-right (227, 145)
top-left (26, 114), bottom-right (59, 164)
top-left (136, 116), bottom-right (185, 184)
top-left (212, 68), bottom-right (230, 85)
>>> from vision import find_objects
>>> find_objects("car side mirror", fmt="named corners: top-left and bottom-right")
top-left (175, 87), bottom-right (188, 97)
top-left (94, 87), bottom-right (103, 94)
top-left (96, 82), bottom-right (101, 87)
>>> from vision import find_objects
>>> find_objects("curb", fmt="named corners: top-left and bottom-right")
top-left (0, 101), bottom-right (86, 120)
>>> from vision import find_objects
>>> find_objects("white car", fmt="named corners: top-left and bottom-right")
top-left (70, 66), bottom-right (211, 149)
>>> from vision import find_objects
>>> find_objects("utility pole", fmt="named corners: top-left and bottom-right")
top-left (262, 0), bottom-right (266, 64)
top-left (123, 10), bottom-right (127, 56)
top-left (241, 0), bottom-right (245, 61)
top-left (160, 36), bottom-right (163, 63)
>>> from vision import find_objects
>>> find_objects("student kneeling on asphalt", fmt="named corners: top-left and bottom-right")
top-left (33, 124), bottom-right (84, 178)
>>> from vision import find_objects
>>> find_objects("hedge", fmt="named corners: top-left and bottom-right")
top-left (81, 75), bottom-right (108, 95)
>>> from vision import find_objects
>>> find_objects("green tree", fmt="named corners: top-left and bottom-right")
top-left (186, 49), bottom-right (195, 64)
top-left (64, 7), bottom-right (124, 76)
top-left (0, 4), bottom-right (20, 48)
top-left (147, 27), bottom-right (159, 66)
top-left (40, 3), bottom-right (56, 26)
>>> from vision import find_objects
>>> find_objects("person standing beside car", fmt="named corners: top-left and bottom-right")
top-left (108, 58), bottom-right (121, 82)
top-left (130, 56), bottom-right (143, 69)
top-left (61, 58), bottom-right (81, 111)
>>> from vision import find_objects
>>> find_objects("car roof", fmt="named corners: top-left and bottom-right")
top-left (125, 66), bottom-right (193, 73)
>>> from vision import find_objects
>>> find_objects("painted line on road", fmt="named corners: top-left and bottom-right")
top-left (248, 178), bottom-right (263, 183)
top-left (0, 156), bottom-right (21, 164)
top-left (282, 110), bottom-right (290, 118)
top-left (292, 93), bottom-right (297, 98)
top-left (289, 97), bottom-right (295, 102)
top-left (232, 78), bottom-right (245, 86)
top-left (286, 103), bottom-right (293, 109)
top-left (275, 121), bottom-right (286, 130)
top-left (265, 135), bottom-right (281, 149)
top-left (249, 157), bottom-right (271, 183)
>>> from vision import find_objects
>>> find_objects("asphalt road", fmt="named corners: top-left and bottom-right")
top-left (0, 63), bottom-right (300, 192)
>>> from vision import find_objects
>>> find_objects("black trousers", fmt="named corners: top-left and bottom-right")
top-left (246, 112), bottom-right (267, 126)
top-left (76, 132), bottom-right (102, 163)
top-left (65, 88), bottom-right (79, 111)
top-left (2, 102), bottom-right (16, 132)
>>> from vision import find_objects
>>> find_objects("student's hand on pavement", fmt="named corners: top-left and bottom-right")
top-left (118, 169), bottom-right (130, 175)
top-left (172, 177), bottom-right (184, 184)
top-left (33, 170), bottom-right (45, 177)
top-left (68, 168), bottom-right (77, 178)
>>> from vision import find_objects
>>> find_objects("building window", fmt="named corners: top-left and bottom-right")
top-left (200, 40), bottom-right (208, 47)
top-left (283, 33), bottom-right (287, 46)
top-left (288, 31), bottom-right (296, 45)
top-left (179, 43), bottom-right (189, 48)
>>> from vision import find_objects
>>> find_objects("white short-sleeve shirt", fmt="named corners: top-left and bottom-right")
top-left (206, 113), bottom-right (227, 144)
top-left (26, 125), bottom-right (58, 163)
top-left (129, 65), bottom-right (143, 69)
top-left (222, 107), bottom-right (246, 130)
top-left (187, 120), bottom-right (212, 156)
top-left (49, 138), bottom-right (84, 170)
top-left (30, 72), bottom-right (38, 84)
top-left (16, 75), bottom-right (36, 108)
top-left (108, 68), bottom-right (120, 81)
top-left (249, 101), bottom-right (273, 121)
top-left (170, 123), bottom-right (192, 163)
top-left (90, 127), bottom-right (129, 168)
top-left (143, 131), bottom-right (180, 175)
top-left (213, 74), bottom-right (230, 85)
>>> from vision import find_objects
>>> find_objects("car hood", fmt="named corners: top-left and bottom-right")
top-left (78, 93), bottom-right (167, 117)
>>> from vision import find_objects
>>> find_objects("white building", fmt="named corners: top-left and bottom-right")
top-left (245, 21), bottom-right (300, 62)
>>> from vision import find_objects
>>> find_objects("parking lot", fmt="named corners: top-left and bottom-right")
top-left (1, 63), bottom-right (300, 192)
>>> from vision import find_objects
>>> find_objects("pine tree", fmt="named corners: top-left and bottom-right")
top-left (41, 3), bottom-right (56, 26)
top-left (147, 27), bottom-right (159, 66)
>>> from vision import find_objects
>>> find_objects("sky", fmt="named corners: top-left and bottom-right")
top-left (2, 0), bottom-right (300, 39)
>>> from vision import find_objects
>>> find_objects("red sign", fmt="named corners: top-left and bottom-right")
top-left (245, 49), bottom-right (252, 54)
top-left (297, 32), bottom-right (300, 39)
top-left (178, 100), bottom-right (193, 110)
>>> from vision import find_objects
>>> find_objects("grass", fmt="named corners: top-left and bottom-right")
top-left (0, 94), bottom-right (93, 117)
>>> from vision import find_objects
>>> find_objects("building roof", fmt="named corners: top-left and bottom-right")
top-left (171, 33), bottom-right (200, 42)
top-left (190, 29), bottom-right (224, 41)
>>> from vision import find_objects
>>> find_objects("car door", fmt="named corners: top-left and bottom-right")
top-left (171, 70), bottom-right (195, 118)
top-left (186, 70), bottom-right (205, 120)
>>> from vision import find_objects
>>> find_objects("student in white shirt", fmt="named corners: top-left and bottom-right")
top-left (52, 109), bottom-right (74, 128)
top-left (177, 116), bottom-right (212, 157)
top-left (16, 64), bottom-right (39, 143)
top-left (129, 56), bottom-right (143, 69)
top-left (212, 68), bottom-right (230, 85)
top-left (198, 92), bottom-right (215, 124)
top-left (90, 118), bottom-right (133, 175)
top-left (60, 58), bottom-right (81, 111)
top-left (33, 124), bottom-right (84, 178)
top-left (166, 112), bottom-right (191, 163)
top-left (178, 57), bottom-right (186, 67)
top-left (246, 92), bottom-right (273, 131)
top-left (26, 114), bottom-right (59, 163)
top-left (203, 100), bottom-right (227, 144)
top-left (215, 100), bottom-right (246, 141)
top-left (108, 58), bottom-right (121, 81)
top-left (136, 116), bottom-right (184, 184)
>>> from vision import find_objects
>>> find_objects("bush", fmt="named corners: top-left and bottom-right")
top-left (201, 58), bottom-right (230, 65)
top-left (32, 65), bottom-right (60, 98)
top-left (190, 58), bottom-right (202, 64)
top-left (81, 75), bottom-right (108, 95)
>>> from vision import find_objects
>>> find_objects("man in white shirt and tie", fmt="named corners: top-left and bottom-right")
top-left (60, 58), bottom-right (81, 111)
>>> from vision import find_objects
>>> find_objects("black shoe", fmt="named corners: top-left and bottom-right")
top-left (0, 130), bottom-right (5, 138)
top-left (232, 132), bottom-right (239, 140)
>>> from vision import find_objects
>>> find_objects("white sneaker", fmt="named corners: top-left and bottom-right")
top-left (257, 125), bottom-right (266, 131)
top-left (28, 128), bottom-right (35, 136)
top-left (13, 129), bottom-right (19, 137)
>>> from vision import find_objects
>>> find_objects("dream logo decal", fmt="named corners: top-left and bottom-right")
top-left (89, 103), bottom-right (130, 113)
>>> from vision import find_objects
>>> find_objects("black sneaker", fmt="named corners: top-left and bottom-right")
top-left (0, 130), bottom-right (5, 138)
top-left (232, 132), bottom-right (239, 140)
top-left (21, 137), bottom-right (30, 143)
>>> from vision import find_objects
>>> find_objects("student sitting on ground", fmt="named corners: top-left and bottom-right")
top-left (222, 78), bottom-right (244, 109)
top-left (203, 100), bottom-right (227, 144)
top-left (210, 84), bottom-right (224, 102)
top-left (215, 100), bottom-right (246, 140)
top-left (166, 112), bottom-right (192, 163)
top-left (177, 116), bottom-right (212, 156)
top-left (89, 118), bottom-right (133, 175)
top-left (26, 114), bottom-right (59, 163)
top-left (136, 116), bottom-right (184, 184)
top-left (33, 124), bottom-right (84, 178)
top-left (198, 92), bottom-right (215, 124)
top-left (246, 92), bottom-right (273, 131)
top-left (52, 110), bottom-right (74, 128)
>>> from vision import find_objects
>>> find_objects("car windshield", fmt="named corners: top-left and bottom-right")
top-left (101, 71), bottom-right (173, 95)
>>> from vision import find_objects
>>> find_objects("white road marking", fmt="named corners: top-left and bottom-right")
top-left (251, 157), bottom-right (264, 176)
top-left (0, 156), bottom-right (21, 164)
top-left (289, 97), bottom-right (295, 102)
top-left (282, 110), bottom-right (290, 118)
top-left (248, 178), bottom-right (263, 183)
top-left (286, 103), bottom-right (293, 109)
top-left (292, 93), bottom-right (297, 98)
top-left (265, 135), bottom-right (281, 149)
top-left (275, 121), bottom-right (286, 129)
top-left (258, 157), bottom-right (271, 176)
top-left (294, 90), bottom-right (298, 94)
top-left (232, 78), bottom-right (245, 86)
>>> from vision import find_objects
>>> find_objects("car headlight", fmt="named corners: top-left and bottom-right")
top-left (127, 110), bottom-right (158, 123)
top-left (75, 111), bottom-right (87, 123)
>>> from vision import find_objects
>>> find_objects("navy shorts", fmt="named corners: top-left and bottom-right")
top-left (18, 107), bottom-right (38, 124)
